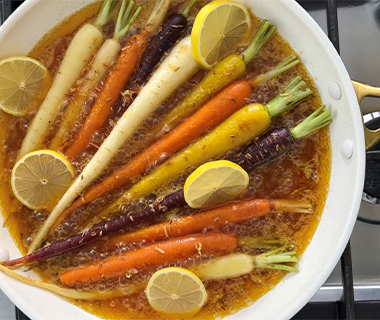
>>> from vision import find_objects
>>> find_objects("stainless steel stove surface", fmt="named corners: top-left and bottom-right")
top-left (1, 0), bottom-right (380, 319)
top-left (302, 0), bottom-right (380, 304)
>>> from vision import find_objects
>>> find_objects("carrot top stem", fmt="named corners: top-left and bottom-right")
top-left (291, 106), bottom-right (332, 139)
top-left (252, 245), bottom-right (299, 272)
top-left (249, 54), bottom-right (299, 87)
top-left (114, 0), bottom-right (141, 41)
top-left (94, 0), bottom-right (118, 29)
top-left (242, 20), bottom-right (277, 65)
top-left (144, 0), bottom-right (172, 34)
top-left (271, 199), bottom-right (313, 214)
top-left (266, 76), bottom-right (312, 118)
top-left (182, 0), bottom-right (199, 18)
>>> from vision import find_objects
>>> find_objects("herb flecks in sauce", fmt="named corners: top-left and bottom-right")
top-left (0, 0), bottom-right (331, 319)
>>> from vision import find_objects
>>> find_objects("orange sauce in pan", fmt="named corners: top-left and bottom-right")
top-left (0, 1), bottom-right (331, 319)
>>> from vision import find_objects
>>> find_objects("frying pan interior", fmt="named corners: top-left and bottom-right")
top-left (0, 1), bottom-right (365, 319)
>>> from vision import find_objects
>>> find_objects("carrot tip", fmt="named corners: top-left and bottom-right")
top-left (271, 199), bottom-right (312, 214)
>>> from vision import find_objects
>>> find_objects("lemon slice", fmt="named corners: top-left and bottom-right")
top-left (184, 160), bottom-right (249, 209)
top-left (191, 0), bottom-right (251, 69)
top-left (11, 150), bottom-right (74, 210)
top-left (0, 56), bottom-right (50, 116)
top-left (146, 267), bottom-right (207, 317)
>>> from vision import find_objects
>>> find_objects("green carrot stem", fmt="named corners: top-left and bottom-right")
top-left (115, 0), bottom-right (134, 37)
top-left (265, 76), bottom-right (312, 118)
top-left (182, 0), bottom-right (199, 18)
top-left (291, 106), bottom-right (332, 139)
top-left (282, 75), bottom-right (303, 92)
top-left (121, 0), bottom-right (135, 26)
top-left (249, 54), bottom-right (300, 86)
top-left (253, 246), bottom-right (299, 272)
top-left (242, 20), bottom-right (277, 65)
top-left (114, 1), bottom-right (142, 41)
top-left (144, 0), bottom-right (171, 34)
top-left (265, 264), bottom-right (299, 273)
top-left (94, 0), bottom-right (118, 29)
top-left (259, 25), bottom-right (277, 51)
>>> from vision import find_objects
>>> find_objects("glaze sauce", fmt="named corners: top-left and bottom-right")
top-left (0, 1), bottom-right (331, 319)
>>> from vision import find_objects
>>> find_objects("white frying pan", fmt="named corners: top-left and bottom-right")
top-left (0, 0), bottom-right (368, 319)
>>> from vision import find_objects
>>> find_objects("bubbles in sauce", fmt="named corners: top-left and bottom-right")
top-left (0, 0), bottom-right (331, 319)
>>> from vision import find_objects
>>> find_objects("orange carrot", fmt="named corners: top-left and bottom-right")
top-left (104, 199), bottom-right (311, 247)
top-left (106, 199), bottom-right (274, 246)
top-left (64, 31), bottom-right (149, 160)
top-left (52, 81), bottom-right (252, 229)
top-left (64, 0), bottom-right (171, 160)
top-left (60, 232), bottom-right (238, 287)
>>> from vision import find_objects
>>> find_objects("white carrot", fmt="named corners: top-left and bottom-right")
top-left (190, 246), bottom-right (299, 280)
top-left (28, 36), bottom-right (200, 253)
top-left (17, 0), bottom-right (118, 160)
top-left (49, 0), bottom-right (142, 151)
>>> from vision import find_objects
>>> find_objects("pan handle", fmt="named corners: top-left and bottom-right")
top-left (352, 80), bottom-right (380, 150)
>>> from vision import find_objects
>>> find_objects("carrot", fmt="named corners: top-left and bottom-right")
top-left (232, 106), bottom-right (332, 171)
top-left (53, 81), bottom-right (252, 228)
top-left (132, 0), bottom-right (199, 87)
top-left (191, 246), bottom-right (299, 280)
top-left (60, 232), bottom-right (238, 287)
top-left (64, 0), bottom-right (171, 160)
top-left (105, 198), bottom-right (311, 248)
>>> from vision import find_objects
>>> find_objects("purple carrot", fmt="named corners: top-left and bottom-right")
top-left (132, 0), bottom-right (198, 87)
top-left (232, 106), bottom-right (332, 170)
top-left (3, 190), bottom-right (185, 267)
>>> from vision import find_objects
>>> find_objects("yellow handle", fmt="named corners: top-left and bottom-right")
top-left (352, 80), bottom-right (380, 150)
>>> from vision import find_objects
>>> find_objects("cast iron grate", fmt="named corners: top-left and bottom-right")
top-left (0, 0), bottom-right (357, 319)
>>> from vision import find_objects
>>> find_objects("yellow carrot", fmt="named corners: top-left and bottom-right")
top-left (105, 76), bottom-right (312, 213)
